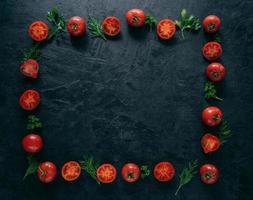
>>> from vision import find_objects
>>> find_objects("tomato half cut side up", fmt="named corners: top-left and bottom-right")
top-left (19, 89), bottom-right (41, 111)
top-left (153, 161), bottom-right (175, 182)
top-left (102, 16), bottom-right (121, 36)
top-left (157, 19), bottom-right (176, 40)
top-left (61, 161), bottom-right (81, 181)
top-left (96, 163), bottom-right (117, 183)
top-left (28, 21), bottom-right (49, 42)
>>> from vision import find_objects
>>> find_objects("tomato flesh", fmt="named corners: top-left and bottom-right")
top-left (201, 133), bottom-right (221, 154)
top-left (153, 161), bottom-right (175, 182)
top-left (202, 42), bottom-right (222, 61)
top-left (19, 89), bottom-right (41, 111)
top-left (96, 163), bottom-right (117, 183)
top-left (28, 21), bottom-right (48, 42)
top-left (20, 59), bottom-right (39, 79)
top-left (61, 161), bottom-right (81, 181)
top-left (157, 19), bottom-right (176, 40)
top-left (102, 16), bottom-right (121, 36)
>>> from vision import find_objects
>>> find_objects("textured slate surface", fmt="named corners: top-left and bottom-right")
top-left (0, 0), bottom-right (253, 200)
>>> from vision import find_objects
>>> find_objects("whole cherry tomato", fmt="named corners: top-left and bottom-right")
top-left (153, 161), bottom-right (175, 182)
top-left (96, 163), bottom-right (117, 183)
top-left (202, 106), bottom-right (223, 127)
top-left (22, 134), bottom-right (43, 153)
top-left (19, 89), bottom-right (41, 111)
top-left (28, 21), bottom-right (48, 42)
top-left (126, 8), bottom-right (146, 27)
top-left (206, 62), bottom-right (226, 82)
top-left (201, 133), bottom-right (221, 154)
top-left (203, 15), bottom-right (221, 33)
top-left (200, 164), bottom-right (219, 184)
top-left (67, 16), bottom-right (86, 37)
top-left (37, 162), bottom-right (57, 183)
top-left (61, 161), bottom-right (81, 182)
top-left (157, 19), bottom-right (176, 40)
top-left (20, 59), bottom-right (39, 79)
top-left (121, 163), bottom-right (140, 183)
top-left (202, 42), bottom-right (222, 61)
top-left (102, 16), bottom-right (121, 36)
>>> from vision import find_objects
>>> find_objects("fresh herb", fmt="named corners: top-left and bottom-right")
top-left (79, 155), bottom-right (100, 185)
top-left (88, 17), bottom-right (106, 40)
top-left (208, 33), bottom-right (222, 43)
top-left (175, 160), bottom-right (198, 196)
top-left (27, 115), bottom-right (42, 131)
top-left (140, 165), bottom-right (151, 179)
top-left (23, 155), bottom-right (39, 180)
top-left (204, 81), bottom-right (223, 101)
top-left (175, 9), bottom-right (201, 39)
top-left (218, 120), bottom-right (231, 144)
top-left (22, 43), bottom-right (40, 61)
top-left (145, 15), bottom-right (157, 31)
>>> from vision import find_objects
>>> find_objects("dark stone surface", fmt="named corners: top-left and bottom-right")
top-left (0, 0), bottom-right (253, 199)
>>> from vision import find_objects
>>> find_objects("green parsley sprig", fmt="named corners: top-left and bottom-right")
top-left (23, 155), bottom-right (39, 180)
top-left (27, 115), bottom-right (42, 131)
top-left (218, 120), bottom-right (231, 144)
top-left (22, 43), bottom-right (40, 61)
top-left (204, 81), bottom-right (223, 101)
top-left (141, 165), bottom-right (151, 179)
top-left (88, 17), bottom-right (106, 40)
top-left (145, 15), bottom-right (157, 31)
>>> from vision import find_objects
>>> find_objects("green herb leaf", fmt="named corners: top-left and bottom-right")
top-left (145, 15), bottom-right (157, 31)
top-left (22, 43), bottom-right (40, 61)
top-left (140, 165), bottom-right (151, 179)
top-left (218, 120), bottom-right (231, 144)
top-left (204, 81), bottom-right (223, 101)
top-left (27, 115), bottom-right (42, 131)
top-left (88, 17), bottom-right (106, 40)
top-left (23, 155), bottom-right (39, 180)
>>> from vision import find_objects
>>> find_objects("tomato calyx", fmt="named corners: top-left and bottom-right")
top-left (71, 23), bottom-right (78, 30)
top-left (127, 172), bottom-right (135, 179)
top-left (38, 166), bottom-right (47, 177)
top-left (213, 114), bottom-right (220, 121)
top-left (132, 16), bottom-right (140, 24)
top-left (208, 23), bottom-right (216, 31)
top-left (211, 71), bottom-right (221, 78)
top-left (204, 171), bottom-right (212, 180)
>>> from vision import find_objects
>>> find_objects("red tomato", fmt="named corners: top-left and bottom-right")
top-left (37, 162), bottom-right (57, 183)
top-left (126, 9), bottom-right (146, 27)
top-left (96, 163), bottom-right (117, 183)
top-left (157, 19), bottom-right (176, 40)
top-left (61, 161), bottom-right (81, 182)
top-left (203, 15), bottom-right (221, 33)
top-left (102, 16), bottom-right (121, 36)
top-left (206, 62), bottom-right (226, 82)
top-left (202, 106), bottom-right (223, 127)
top-left (19, 89), bottom-right (41, 111)
top-left (20, 59), bottom-right (39, 79)
top-left (22, 134), bottom-right (43, 153)
top-left (202, 42), bottom-right (222, 61)
top-left (67, 16), bottom-right (86, 37)
top-left (28, 21), bottom-right (48, 42)
top-left (200, 164), bottom-right (219, 184)
top-left (121, 163), bottom-right (140, 183)
top-left (201, 133), bottom-right (221, 154)
top-left (153, 161), bottom-right (175, 182)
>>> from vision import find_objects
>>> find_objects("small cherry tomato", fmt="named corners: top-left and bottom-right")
top-left (121, 163), bottom-right (140, 183)
top-left (200, 164), bottom-right (219, 184)
top-left (203, 15), bottom-right (221, 33)
top-left (67, 16), bottom-right (86, 37)
top-left (157, 19), bottom-right (176, 40)
top-left (28, 21), bottom-right (48, 42)
top-left (20, 59), bottom-right (39, 79)
top-left (22, 133), bottom-right (43, 153)
top-left (61, 161), bottom-right (81, 182)
top-left (126, 8), bottom-right (146, 27)
top-left (201, 133), bottom-right (221, 154)
top-left (96, 163), bottom-right (117, 183)
top-left (102, 16), bottom-right (121, 36)
top-left (37, 162), bottom-right (57, 183)
top-left (153, 161), bottom-right (175, 182)
top-left (202, 106), bottom-right (223, 127)
top-left (202, 41), bottom-right (222, 61)
top-left (19, 89), bottom-right (41, 111)
top-left (206, 62), bottom-right (226, 82)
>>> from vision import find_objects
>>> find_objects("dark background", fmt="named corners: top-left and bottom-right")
top-left (0, 0), bottom-right (253, 200)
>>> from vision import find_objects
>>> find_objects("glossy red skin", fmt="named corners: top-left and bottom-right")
top-left (121, 163), bottom-right (140, 183)
top-left (200, 164), bottom-right (219, 184)
top-left (20, 59), bottom-right (39, 79)
top-left (153, 161), bottom-right (175, 182)
top-left (202, 42), bottom-right (223, 61)
top-left (157, 19), bottom-right (176, 40)
top-left (37, 162), bottom-right (57, 183)
top-left (28, 21), bottom-right (48, 42)
top-left (61, 161), bottom-right (81, 181)
top-left (96, 163), bottom-right (117, 183)
top-left (67, 16), bottom-right (86, 37)
top-left (19, 89), bottom-right (41, 111)
top-left (201, 133), bottom-right (221, 154)
top-left (22, 134), bottom-right (43, 153)
top-left (202, 106), bottom-right (223, 127)
top-left (206, 62), bottom-right (226, 82)
top-left (102, 16), bottom-right (121, 36)
top-left (126, 9), bottom-right (146, 27)
top-left (203, 15), bottom-right (221, 33)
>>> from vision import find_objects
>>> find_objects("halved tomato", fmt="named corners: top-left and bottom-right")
top-left (96, 163), bottom-right (117, 183)
top-left (202, 42), bottom-right (222, 61)
top-left (201, 133), bottom-right (221, 154)
top-left (157, 19), bottom-right (176, 40)
top-left (153, 161), bottom-right (175, 182)
top-left (28, 21), bottom-right (48, 42)
top-left (19, 89), bottom-right (41, 111)
top-left (20, 59), bottom-right (39, 79)
top-left (61, 161), bottom-right (81, 182)
top-left (102, 16), bottom-right (121, 36)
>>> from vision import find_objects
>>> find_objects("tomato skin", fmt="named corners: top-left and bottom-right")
top-left (202, 106), bottom-right (223, 127)
top-left (96, 163), bottom-right (117, 183)
top-left (67, 16), bottom-right (86, 37)
top-left (28, 21), bottom-right (48, 42)
top-left (153, 161), bottom-right (175, 182)
top-left (121, 163), bottom-right (140, 183)
top-left (22, 134), bottom-right (43, 153)
top-left (20, 59), bottom-right (39, 79)
top-left (19, 89), bottom-right (41, 111)
top-left (201, 133), bottom-right (221, 154)
top-left (200, 164), bottom-right (219, 184)
top-left (37, 162), bottom-right (57, 183)
top-left (61, 161), bottom-right (81, 182)
top-left (203, 15), bottom-right (221, 33)
top-left (157, 19), bottom-right (176, 40)
top-left (202, 42), bottom-right (223, 61)
top-left (206, 62), bottom-right (226, 82)
top-left (126, 9), bottom-right (146, 27)
top-left (102, 16), bottom-right (121, 36)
